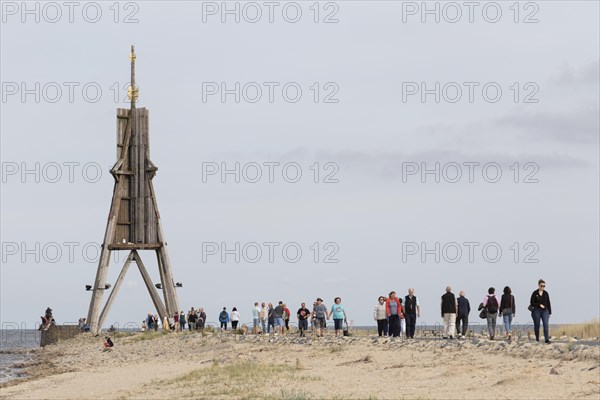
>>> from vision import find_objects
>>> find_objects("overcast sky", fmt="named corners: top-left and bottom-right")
top-left (1, 1), bottom-right (598, 329)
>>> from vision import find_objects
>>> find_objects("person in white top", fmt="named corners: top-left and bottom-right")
top-left (373, 296), bottom-right (388, 336)
top-left (230, 307), bottom-right (241, 330)
top-left (260, 302), bottom-right (268, 334)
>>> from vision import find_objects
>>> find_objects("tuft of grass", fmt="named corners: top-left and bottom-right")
top-left (276, 389), bottom-right (314, 400)
top-left (551, 319), bottom-right (600, 339)
top-left (128, 330), bottom-right (170, 342)
top-left (165, 360), bottom-right (301, 398)
top-left (330, 345), bottom-right (345, 353)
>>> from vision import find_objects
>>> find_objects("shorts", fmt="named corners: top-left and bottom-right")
top-left (253, 318), bottom-right (260, 327)
top-left (315, 317), bottom-right (326, 328)
top-left (299, 320), bottom-right (308, 330)
top-left (334, 318), bottom-right (344, 330)
top-left (275, 318), bottom-right (285, 327)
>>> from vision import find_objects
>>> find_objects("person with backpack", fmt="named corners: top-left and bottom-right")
top-left (482, 287), bottom-right (501, 340)
top-left (219, 307), bottom-right (230, 331)
top-left (499, 286), bottom-right (516, 339)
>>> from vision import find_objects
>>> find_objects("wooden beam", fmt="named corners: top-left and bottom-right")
top-left (108, 243), bottom-right (161, 250)
top-left (97, 251), bottom-right (135, 329)
top-left (132, 250), bottom-right (167, 319)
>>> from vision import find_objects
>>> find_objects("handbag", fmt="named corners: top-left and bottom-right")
top-left (342, 320), bottom-right (350, 336)
top-left (527, 305), bottom-right (535, 312)
top-left (479, 308), bottom-right (488, 319)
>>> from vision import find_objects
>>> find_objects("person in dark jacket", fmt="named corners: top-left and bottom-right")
top-left (441, 286), bottom-right (457, 339)
top-left (404, 288), bottom-right (420, 339)
top-left (530, 279), bottom-right (552, 343)
top-left (499, 286), bottom-right (516, 339)
top-left (456, 290), bottom-right (471, 337)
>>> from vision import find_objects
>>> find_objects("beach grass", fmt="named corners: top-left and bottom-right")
top-left (127, 330), bottom-right (170, 342)
top-left (163, 360), bottom-right (306, 398)
top-left (552, 319), bottom-right (600, 339)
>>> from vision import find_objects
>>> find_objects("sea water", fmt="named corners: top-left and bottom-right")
top-left (0, 329), bottom-right (40, 383)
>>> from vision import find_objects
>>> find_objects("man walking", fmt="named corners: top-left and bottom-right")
top-left (404, 288), bottom-right (420, 339)
top-left (441, 286), bottom-right (458, 339)
top-left (252, 302), bottom-right (261, 335)
top-left (312, 298), bottom-right (328, 337)
top-left (273, 301), bottom-right (285, 336)
top-left (260, 302), bottom-right (268, 334)
top-left (456, 290), bottom-right (470, 337)
top-left (297, 302), bottom-right (310, 337)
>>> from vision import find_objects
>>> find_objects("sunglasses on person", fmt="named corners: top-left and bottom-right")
top-left (540, 284), bottom-right (545, 287)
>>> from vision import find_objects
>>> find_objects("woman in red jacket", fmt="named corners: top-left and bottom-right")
top-left (386, 291), bottom-right (402, 337)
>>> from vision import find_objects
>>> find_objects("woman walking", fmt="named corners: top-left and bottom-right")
top-left (328, 297), bottom-right (347, 337)
top-left (267, 303), bottom-right (275, 334)
top-left (373, 296), bottom-right (388, 336)
top-left (530, 279), bottom-right (552, 343)
top-left (499, 286), bottom-right (516, 339)
top-left (386, 291), bottom-right (402, 337)
top-left (230, 307), bottom-right (240, 330)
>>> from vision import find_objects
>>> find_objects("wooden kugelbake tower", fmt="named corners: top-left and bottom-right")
top-left (86, 46), bottom-right (180, 334)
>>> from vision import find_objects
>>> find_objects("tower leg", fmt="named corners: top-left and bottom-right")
top-left (98, 251), bottom-right (135, 329)
top-left (133, 250), bottom-right (168, 319)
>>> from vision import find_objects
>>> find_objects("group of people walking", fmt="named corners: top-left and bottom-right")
top-left (439, 279), bottom-right (552, 343)
top-left (246, 298), bottom-right (348, 337)
top-left (137, 280), bottom-right (552, 343)
top-left (142, 308), bottom-right (208, 333)
top-left (373, 289), bottom-right (421, 338)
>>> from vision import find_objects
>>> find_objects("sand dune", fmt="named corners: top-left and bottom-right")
top-left (1, 331), bottom-right (599, 400)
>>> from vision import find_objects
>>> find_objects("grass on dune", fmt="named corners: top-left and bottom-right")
top-left (552, 319), bottom-right (600, 339)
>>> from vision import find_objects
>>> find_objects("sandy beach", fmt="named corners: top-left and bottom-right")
top-left (1, 330), bottom-right (599, 400)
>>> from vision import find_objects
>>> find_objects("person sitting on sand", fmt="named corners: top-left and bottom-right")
top-left (103, 336), bottom-right (114, 349)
